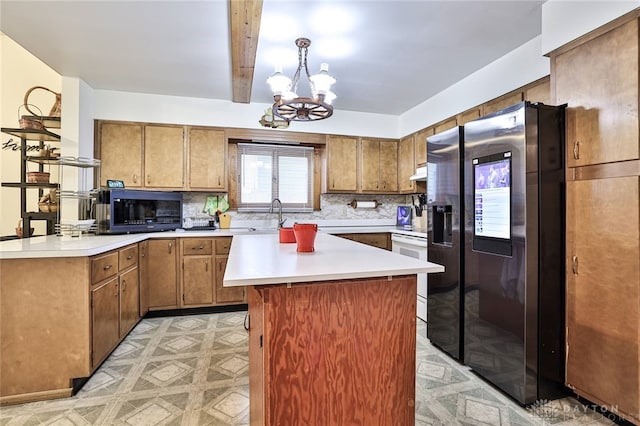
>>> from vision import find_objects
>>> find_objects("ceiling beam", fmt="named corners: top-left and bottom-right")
top-left (229, 0), bottom-right (263, 104)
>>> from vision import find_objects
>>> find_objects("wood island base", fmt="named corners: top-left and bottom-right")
top-left (247, 275), bottom-right (417, 426)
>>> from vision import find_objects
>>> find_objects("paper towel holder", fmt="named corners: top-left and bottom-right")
top-left (347, 199), bottom-right (381, 209)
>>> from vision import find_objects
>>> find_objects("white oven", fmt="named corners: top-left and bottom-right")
top-left (391, 233), bottom-right (428, 322)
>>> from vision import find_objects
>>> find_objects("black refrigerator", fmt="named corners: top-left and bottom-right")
top-left (426, 126), bottom-right (465, 361)
top-left (426, 101), bottom-right (567, 405)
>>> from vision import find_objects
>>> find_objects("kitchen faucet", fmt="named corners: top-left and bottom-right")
top-left (269, 198), bottom-right (286, 229)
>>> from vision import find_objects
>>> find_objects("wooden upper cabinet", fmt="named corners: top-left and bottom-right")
top-left (457, 108), bottom-right (482, 126)
top-left (189, 128), bottom-right (226, 190)
top-left (326, 135), bottom-right (358, 192)
top-left (359, 138), bottom-right (397, 193)
top-left (434, 118), bottom-right (458, 135)
top-left (379, 139), bottom-right (398, 192)
top-left (98, 122), bottom-right (143, 187)
top-left (414, 128), bottom-right (433, 166)
top-left (144, 125), bottom-right (185, 188)
top-left (554, 18), bottom-right (639, 167)
top-left (360, 138), bottom-right (380, 192)
top-left (398, 135), bottom-right (415, 193)
top-left (524, 77), bottom-right (551, 105)
top-left (483, 92), bottom-right (524, 116)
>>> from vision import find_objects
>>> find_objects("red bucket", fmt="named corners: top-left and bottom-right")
top-left (279, 227), bottom-right (296, 243)
top-left (293, 223), bottom-right (318, 252)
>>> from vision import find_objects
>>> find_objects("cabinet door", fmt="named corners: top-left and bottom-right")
top-left (91, 277), bottom-right (120, 369)
top-left (379, 140), bottom-right (398, 192)
top-left (215, 256), bottom-right (245, 304)
top-left (524, 78), bottom-right (550, 105)
top-left (360, 138), bottom-right (380, 192)
top-left (189, 128), bottom-right (226, 190)
top-left (566, 176), bottom-right (639, 418)
top-left (414, 128), bottom-right (432, 167)
top-left (147, 239), bottom-right (179, 309)
top-left (554, 19), bottom-right (639, 166)
top-left (119, 266), bottom-right (139, 337)
top-left (482, 92), bottom-right (523, 116)
top-left (183, 257), bottom-right (214, 306)
top-left (457, 108), bottom-right (482, 126)
top-left (99, 122), bottom-right (143, 188)
top-left (326, 135), bottom-right (357, 192)
top-left (144, 125), bottom-right (185, 188)
top-left (398, 135), bottom-right (415, 193)
top-left (434, 118), bottom-right (458, 134)
top-left (353, 233), bottom-right (390, 251)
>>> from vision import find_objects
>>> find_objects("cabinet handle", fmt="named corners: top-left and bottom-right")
top-left (572, 255), bottom-right (579, 275)
top-left (103, 264), bottom-right (112, 271)
top-left (573, 141), bottom-right (580, 160)
top-left (191, 245), bottom-right (204, 250)
top-left (217, 176), bottom-right (221, 186)
top-left (126, 255), bottom-right (133, 260)
top-left (133, 174), bottom-right (137, 183)
top-left (147, 174), bottom-right (151, 184)
top-left (244, 313), bottom-right (250, 331)
top-left (122, 279), bottom-right (126, 291)
top-left (168, 242), bottom-right (172, 254)
top-left (205, 260), bottom-right (208, 272)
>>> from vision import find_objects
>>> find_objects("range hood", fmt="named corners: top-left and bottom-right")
top-left (409, 166), bottom-right (427, 181)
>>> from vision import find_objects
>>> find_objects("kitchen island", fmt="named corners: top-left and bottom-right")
top-left (223, 233), bottom-right (444, 426)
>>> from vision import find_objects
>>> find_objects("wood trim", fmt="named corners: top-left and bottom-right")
top-left (226, 127), bottom-right (326, 145)
top-left (229, 0), bottom-right (263, 103)
top-left (567, 160), bottom-right (640, 181)
top-left (0, 388), bottom-right (73, 406)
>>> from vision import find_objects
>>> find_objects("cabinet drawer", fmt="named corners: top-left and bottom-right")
top-left (183, 239), bottom-right (213, 255)
top-left (215, 237), bottom-right (232, 254)
top-left (119, 244), bottom-right (139, 270)
top-left (91, 251), bottom-right (119, 284)
top-left (355, 233), bottom-right (390, 250)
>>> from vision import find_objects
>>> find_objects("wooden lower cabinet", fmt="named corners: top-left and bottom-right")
top-left (179, 237), bottom-right (245, 307)
top-left (147, 239), bottom-right (179, 310)
top-left (90, 243), bottom-right (141, 369)
top-left (138, 240), bottom-right (149, 316)
top-left (566, 176), bottom-right (640, 423)
top-left (248, 276), bottom-right (417, 425)
top-left (181, 238), bottom-right (214, 307)
top-left (119, 266), bottom-right (140, 337)
top-left (91, 277), bottom-right (120, 370)
top-left (336, 232), bottom-right (391, 251)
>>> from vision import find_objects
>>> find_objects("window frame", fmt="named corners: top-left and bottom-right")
top-left (236, 143), bottom-right (315, 212)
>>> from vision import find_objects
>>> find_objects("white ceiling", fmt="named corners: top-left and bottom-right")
top-left (0, 0), bottom-right (544, 116)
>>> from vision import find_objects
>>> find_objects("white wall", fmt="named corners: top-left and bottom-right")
top-left (0, 33), bottom-right (61, 237)
top-left (399, 36), bottom-right (549, 136)
top-left (93, 90), bottom-right (400, 139)
top-left (541, 0), bottom-right (639, 55)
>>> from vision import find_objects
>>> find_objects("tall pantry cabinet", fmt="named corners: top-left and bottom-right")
top-left (552, 13), bottom-right (640, 424)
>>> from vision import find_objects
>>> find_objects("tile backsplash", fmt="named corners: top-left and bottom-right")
top-left (182, 193), bottom-right (410, 227)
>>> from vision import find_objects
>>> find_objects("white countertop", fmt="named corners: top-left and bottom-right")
top-left (0, 226), bottom-right (428, 259)
top-left (223, 233), bottom-right (443, 287)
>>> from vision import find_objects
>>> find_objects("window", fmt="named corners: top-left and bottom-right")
top-left (237, 143), bottom-right (314, 212)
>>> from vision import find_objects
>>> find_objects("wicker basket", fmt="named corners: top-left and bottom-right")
top-left (18, 104), bottom-right (44, 130)
top-left (38, 202), bottom-right (58, 213)
top-left (27, 171), bottom-right (50, 183)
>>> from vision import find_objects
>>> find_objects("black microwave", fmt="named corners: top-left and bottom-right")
top-left (96, 189), bottom-right (182, 234)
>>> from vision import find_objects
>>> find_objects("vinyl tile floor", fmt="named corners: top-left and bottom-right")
top-left (0, 311), bottom-right (619, 426)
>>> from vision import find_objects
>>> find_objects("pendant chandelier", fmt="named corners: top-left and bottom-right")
top-left (267, 38), bottom-right (336, 122)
